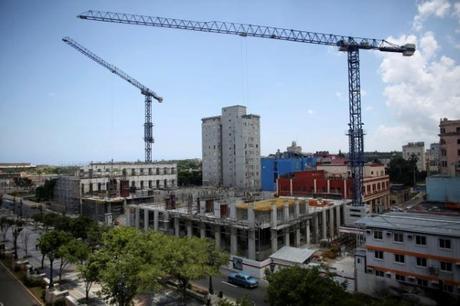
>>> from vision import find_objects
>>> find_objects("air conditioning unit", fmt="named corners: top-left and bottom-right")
top-left (386, 232), bottom-right (392, 236)
top-left (385, 272), bottom-right (392, 278)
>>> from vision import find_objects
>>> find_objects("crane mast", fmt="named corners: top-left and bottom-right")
top-left (78, 10), bottom-right (415, 206)
top-left (62, 37), bottom-right (163, 163)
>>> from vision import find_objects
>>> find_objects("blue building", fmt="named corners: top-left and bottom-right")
top-left (261, 151), bottom-right (316, 191)
top-left (426, 175), bottom-right (460, 203)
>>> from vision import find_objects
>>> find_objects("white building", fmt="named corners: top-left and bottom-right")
top-left (402, 142), bottom-right (426, 171)
top-left (202, 105), bottom-right (260, 190)
top-left (355, 212), bottom-right (460, 296)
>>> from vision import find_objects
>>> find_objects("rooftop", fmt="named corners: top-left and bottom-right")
top-left (270, 246), bottom-right (317, 264)
top-left (236, 197), bottom-right (347, 212)
top-left (355, 212), bottom-right (460, 238)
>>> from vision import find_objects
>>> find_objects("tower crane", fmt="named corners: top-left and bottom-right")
top-left (78, 10), bottom-right (415, 206)
top-left (62, 36), bottom-right (163, 163)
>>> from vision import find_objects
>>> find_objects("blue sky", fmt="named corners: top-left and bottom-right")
top-left (1, 0), bottom-right (459, 165)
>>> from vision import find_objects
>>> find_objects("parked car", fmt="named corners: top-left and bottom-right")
top-left (227, 272), bottom-right (258, 288)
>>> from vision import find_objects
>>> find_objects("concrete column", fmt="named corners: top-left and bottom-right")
top-left (153, 210), bottom-right (159, 231)
top-left (289, 179), bottom-right (293, 196)
top-left (186, 221), bottom-right (192, 237)
top-left (314, 179), bottom-right (317, 193)
top-left (230, 227), bottom-right (238, 255)
top-left (248, 230), bottom-right (256, 260)
top-left (285, 229), bottom-right (290, 246)
top-left (163, 211), bottom-right (170, 232)
top-left (284, 203), bottom-right (289, 222)
top-left (327, 180), bottom-right (330, 193)
top-left (329, 208), bottom-right (335, 239)
top-left (271, 204), bottom-right (277, 227)
top-left (144, 209), bottom-right (149, 231)
top-left (248, 205), bottom-right (255, 228)
top-left (322, 210), bottom-right (327, 240)
top-left (213, 201), bottom-right (221, 218)
top-left (344, 179), bottom-right (347, 199)
top-left (271, 229), bottom-right (278, 253)
top-left (135, 207), bottom-right (140, 228)
top-left (230, 200), bottom-right (236, 219)
top-left (336, 205), bottom-right (341, 227)
top-left (295, 201), bottom-right (300, 218)
top-left (275, 178), bottom-right (279, 195)
top-left (126, 207), bottom-right (131, 226)
top-left (200, 223), bottom-right (206, 238)
top-left (296, 226), bottom-right (301, 247)
top-left (306, 219), bottom-right (311, 245)
top-left (174, 217), bottom-right (180, 237)
top-left (304, 201), bottom-right (309, 215)
top-left (214, 225), bottom-right (221, 249)
top-left (314, 214), bottom-right (319, 243)
top-left (199, 200), bottom-right (206, 215)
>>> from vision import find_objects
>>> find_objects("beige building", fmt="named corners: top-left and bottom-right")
top-left (439, 118), bottom-right (460, 176)
top-left (402, 142), bottom-right (426, 171)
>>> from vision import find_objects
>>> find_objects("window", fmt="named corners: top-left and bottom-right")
top-left (439, 238), bottom-right (451, 249)
top-left (457, 139), bottom-right (460, 145)
top-left (395, 254), bottom-right (405, 263)
top-left (415, 235), bottom-right (426, 245)
top-left (395, 274), bottom-right (405, 282)
top-left (375, 251), bottom-right (384, 260)
top-left (375, 270), bottom-right (384, 277)
top-left (440, 262), bottom-right (452, 272)
top-left (374, 231), bottom-right (383, 240)
top-left (416, 257), bottom-right (427, 267)
top-left (441, 149), bottom-right (446, 156)
top-left (131, 169), bottom-right (136, 175)
top-left (394, 232), bottom-right (404, 242)
top-left (417, 279), bottom-right (428, 287)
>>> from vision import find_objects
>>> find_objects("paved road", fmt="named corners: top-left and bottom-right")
top-left (194, 271), bottom-right (269, 306)
top-left (0, 261), bottom-right (42, 306)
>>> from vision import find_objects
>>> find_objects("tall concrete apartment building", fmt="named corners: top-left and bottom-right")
top-left (202, 105), bottom-right (260, 190)
top-left (440, 118), bottom-right (460, 176)
top-left (426, 143), bottom-right (440, 174)
top-left (402, 142), bottom-right (426, 171)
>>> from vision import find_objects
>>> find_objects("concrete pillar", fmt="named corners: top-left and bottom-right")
top-left (314, 214), bottom-right (319, 243)
top-left (336, 205), bottom-right (341, 227)
top-left (275, 178), bottom-right (279, 195)
top-left (284, 203), bottom-right (289, 222)
top-left (248, 230), bottom-right (256, 260)
top-left (230, 200), bottom-right (236, 219)
top-left (289, 179), bottom-right (293, 196)
top-left (126, 207), bottom-right (131, 226)
top-left (144, 209), bottom-right (148, 231)
top-left (327, 180), bottom-right (330, 193)
top-left (271, 204), bottom-right (277, 227)
top-left (230, 227), bottom-right (238, 255)
top-left (322, 210), bottom-right (327, 240)
top-left (271, 229), bottom-right (278, 253)
top-left (186, 221), bottom-right (192, 237)
top-left (213, 201), bottom-right (221, 218)
top-left (295, 201), bottom-right (300, 218)
top-left (153, 210), bottom-right (159, 231)
top-left (306, 219), bottom-right (311, 245)
top-left (135, 207), bottom-right (140, 228)
top-left (174, 217), bottom-right (180, 237)
top-left (314, 179), bottom-right (317, 193)
top-left (285, 229), bottom-right (290, 246)
top-left (344, 179), bottom-right (347, 199)
top-left (248, 205), bottom-right (255, 228)
top-left (304, 201), bottom-right (309, 215)
top-left (214, 225), bottom-right (221, 249)
top-left (199, 200), bottom-right (206, 215)
top-left (296, 226), bottom-right (301, 247)
top-left (163, 211), bottom-right (170, 232)
top-left (329, 208), bottom-right (335, 239)
top-left (200, 223), bottom-right (206, 238)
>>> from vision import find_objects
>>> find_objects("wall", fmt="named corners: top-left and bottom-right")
top-left (261, 156), bottom-right (316, 191)
top-left (426, 176), bottom-right (460, 203)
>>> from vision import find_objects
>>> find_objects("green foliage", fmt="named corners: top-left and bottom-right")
top-left (388, 156), bottom-right (426, 186)
top-left (177, 159), bottom-right (202, 186)
top-left (13, 177), bottom-right (33, 187)
top-left (266, 266), bottom-right (352, 306)
top-left (38, 230), bottom-right (72, 287)
top-left (78, 254), bottom-right (100, 303)
top-left (57, 238), bottom-right (90, 281)
top-left (35, 179), bottom-right (56, 202)
top-left (0, 216), bottom-right (14, 241)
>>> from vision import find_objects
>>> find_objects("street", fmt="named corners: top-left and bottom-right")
top-left (0, 260), bottom-right (42, 306)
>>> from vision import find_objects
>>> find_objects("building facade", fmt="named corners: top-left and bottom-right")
top-left (277, 163), bottom-right (390, 213)
top-left (402, 142), bottom-right (426, 172)
top-left (202, 105), bottom-right (260, 190)
top-left (439, 118), bottom-right (460, 176)
top-left (355, 212), bottom-right (460, 296)
top-left (426, 143), bottom-right (440, 174)
top-left (261, 142), bottom-right (316, 192)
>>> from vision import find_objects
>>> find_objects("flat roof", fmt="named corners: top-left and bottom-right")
top-left (270, 246), bottom-right (317, 264)
top-left (355, 212), bottom-right (460, 238)
top-left (236, 197), bottom-right (347, 212)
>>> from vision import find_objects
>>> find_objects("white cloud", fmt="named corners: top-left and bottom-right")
top-left (307, 109), bottom-right (314, 115)
top-left (413, 0), bottom-right (451, 31)
top-left (377, 31), bottom-right (460, 149)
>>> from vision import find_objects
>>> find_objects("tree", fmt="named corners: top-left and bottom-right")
top-left (38, 230), bottom-right (71, 287)
top-left (205, 240), bottom-right (229, 295)
top-left (11, 218), bottom-right (24, 260)
top-left (0, 216), bottom-right (13, 242)
top-left (35, 178), bottom-right (56, 202)
top-left (78, 254), bottom-right (101, 303)
top-left (57, 238), bottom-right (90, 282)
top-left (266, 266), bottom-right (352, 306)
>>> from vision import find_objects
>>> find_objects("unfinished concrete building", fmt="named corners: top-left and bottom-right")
top-left (126, 195), bottom-right (348, 277)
